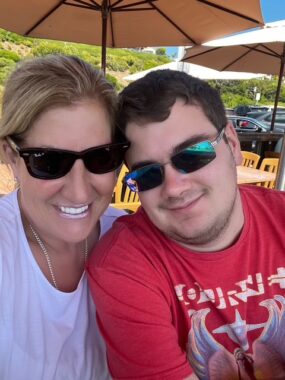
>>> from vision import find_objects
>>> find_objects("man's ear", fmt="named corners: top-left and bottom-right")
top-left (224, 122), bottom-right (243, 166)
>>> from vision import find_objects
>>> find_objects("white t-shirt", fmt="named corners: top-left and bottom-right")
top-left (0, 191), bottom-right (125, 380)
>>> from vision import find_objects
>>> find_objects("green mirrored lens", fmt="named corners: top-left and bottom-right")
top-left (172, 141), bottom-right (216, 173)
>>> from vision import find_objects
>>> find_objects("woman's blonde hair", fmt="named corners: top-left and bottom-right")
top-left (0, 54), bottom-right (118, 144)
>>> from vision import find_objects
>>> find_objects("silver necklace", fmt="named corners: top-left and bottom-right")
top-left (29, 224), bottom-right (88, 289)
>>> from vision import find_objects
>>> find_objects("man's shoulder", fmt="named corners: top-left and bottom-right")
top-left (239, 185), bottom-right (285, 222)
top-left (103, 207), bottom-right (153, 237)
top-left (240, 184), bottom-right (285, 203)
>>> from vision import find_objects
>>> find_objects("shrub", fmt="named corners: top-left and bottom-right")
top-left (0, 49), bottom-right (20, 62)
top-left (0, 58), bottom-right (16, 85)
top-left (32, 41), bottom-right (77, 57)
top-left (77, 51), bottom-right (100, 69)
top-left (156, 47), bottom-right (166, 56)
top-left (106, 73), bottom-right (124, 91)
top-left (106, 55), bottom-right (129, 72)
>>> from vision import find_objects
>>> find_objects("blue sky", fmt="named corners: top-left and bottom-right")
top-left (166, 1), bottom-right (285, 57)
top-left (262, 0), bottom-right (285, 22)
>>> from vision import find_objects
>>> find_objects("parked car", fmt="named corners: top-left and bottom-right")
top-left (225, 108), bottom-right (235, 116)
top-left (227, 115), bottom-right (283, 153)
top-left (234, 105), bottom-right (269, 116)
top-left (264, 106), bottom-right (285, 112)
top-left (246, 111), bottom-right (285, 133)
top-left (228, 115), bottom-right (268, 132)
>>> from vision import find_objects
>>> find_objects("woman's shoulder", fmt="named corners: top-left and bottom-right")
top-left (0, 192), bottom-right (24, 264)
top-left (102, 206), bottom-right (127, 219)
top-left (0, 191), bottom-right (23, 246)
top-left (99, 206), bottom-right (127, 237)
top-left (0, 191), bottom-right (20, 225)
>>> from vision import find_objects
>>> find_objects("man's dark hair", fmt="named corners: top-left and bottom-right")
top-left (117, 70), bottom-right (227, 133)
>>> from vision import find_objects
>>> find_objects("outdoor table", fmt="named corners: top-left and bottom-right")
top-left (237, 165), bottom-right (276, 184)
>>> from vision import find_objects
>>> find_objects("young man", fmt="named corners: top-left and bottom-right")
top-left (87, 70), bottom-right (285, 379)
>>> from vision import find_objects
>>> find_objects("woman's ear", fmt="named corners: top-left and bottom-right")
top-left (224, 122), bottom-right (243, 166)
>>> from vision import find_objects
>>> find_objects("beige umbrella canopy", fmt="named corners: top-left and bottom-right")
top-left (123, 61), bottom-right (266, 81)
top-left (182, 22), bottom-right (285, 131)
top-left (0, 0), bottom-right (264, 72)
top-left (182, 22), bottom-right (285, 191)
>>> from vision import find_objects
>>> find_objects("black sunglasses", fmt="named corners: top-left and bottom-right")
top-left (124, 128), bottom-right (225, 192)
top-left (7, 137), bottom-right (129, 180)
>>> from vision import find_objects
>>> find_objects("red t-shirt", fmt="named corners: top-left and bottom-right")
top-left (87, 186), bottom-right (285, 380)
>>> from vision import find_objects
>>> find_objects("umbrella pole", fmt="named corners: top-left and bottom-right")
top-left (270, 45), bottom-right (285, 131)
top-left (275, 136), bottom-right (285, 191)
top-left (101, 1), bottom-right (108, 75)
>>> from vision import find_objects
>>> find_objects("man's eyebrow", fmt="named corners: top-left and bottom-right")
top-left (130, 134), bottom-right (213, 170)
top-left (173, 134), bottom-right (211, 154)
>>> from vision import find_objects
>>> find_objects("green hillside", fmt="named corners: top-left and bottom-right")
top-left (0, 28), bottom-right (171, 92)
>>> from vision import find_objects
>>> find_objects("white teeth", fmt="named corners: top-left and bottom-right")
top-left (60, 205), bottom-right (88, 215)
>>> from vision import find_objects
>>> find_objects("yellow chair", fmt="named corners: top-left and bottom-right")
top-left (257, 158), bottom-right (279, 189)
top-left (111, 164), bottom-right (141, 212)
top-left (241, 151), bottom-right (260, 169)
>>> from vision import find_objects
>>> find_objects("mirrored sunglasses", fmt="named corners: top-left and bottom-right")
top-left (7, 137), bottom-right (129, 180)
top-left (124, 128), bottom-right (225, 192)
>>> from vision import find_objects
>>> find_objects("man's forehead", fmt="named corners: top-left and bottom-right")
top-left (125, 111), bottom-right (215, 144)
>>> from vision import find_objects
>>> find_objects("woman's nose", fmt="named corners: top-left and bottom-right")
top-left (63, 159), bottom-right (91, 202)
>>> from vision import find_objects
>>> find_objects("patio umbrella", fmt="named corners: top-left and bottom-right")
top-left (182, 21), bottom-right (285, 131)
top-left (0, 0), bottom-right (264, 73)
top-left (182, 21), bottom-right (285, 191)
top-left (123, 61), bottom-right (265, 81)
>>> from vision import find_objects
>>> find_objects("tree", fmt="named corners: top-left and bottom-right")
top-left (156, 47), bottom-right (166, 56)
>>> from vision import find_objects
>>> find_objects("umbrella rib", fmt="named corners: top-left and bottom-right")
top-left (255, 43), bottom-right (284, 58)
top-left (184, 46), bottom-right (260, 71)
top-left (110, 0), bottom-right (125, 8)
top-left (89, 0), bottom-right (104, 6)
top-left (24, 0), bottom-right (66, 35)
top-left (26, 0), bottom-right (102, 35)
top-left (109, 0), bottom-right (197, 49)
top-left (112, 8), bottom-right (156, 12)
top-left (197, 0), bottom-right (262, 25)
top-left (147, 1), bottom-right (197, 45)
top-left (227, 44), bottom-right (280, 61)
top-left (66, 0), bottom-right (100, 10)
top-left (221, 48), bottom-right (254, 71)
top-left (114, 1), bottom-right (157, 11)
top-left (183, 44), bottom-right (281, 69)
top-left (181, 46), bottom-right (220, 61)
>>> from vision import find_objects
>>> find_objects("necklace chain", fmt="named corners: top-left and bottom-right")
top-left (29, 224), bottom-right (88, 289)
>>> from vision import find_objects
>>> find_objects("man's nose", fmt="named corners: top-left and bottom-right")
top-left (161, 163), bottom-right (189, 198)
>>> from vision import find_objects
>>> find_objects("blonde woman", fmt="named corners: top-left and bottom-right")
top-left (0, 55), bottom-right (128, 380)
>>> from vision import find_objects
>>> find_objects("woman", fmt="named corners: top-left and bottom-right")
top-left (0, 55), bottom-right (128, 379)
